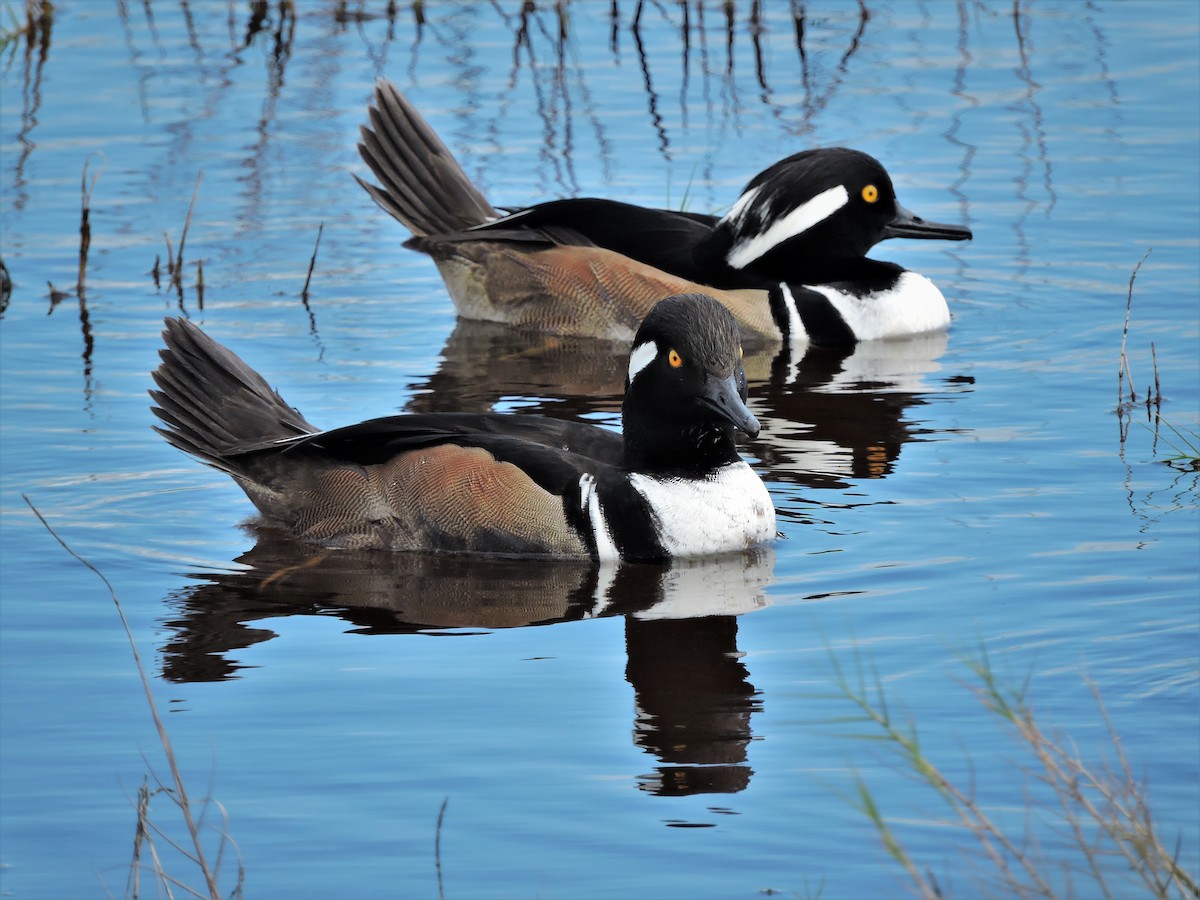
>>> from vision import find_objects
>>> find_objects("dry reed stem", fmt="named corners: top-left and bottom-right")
top-left (77, 153), bottom-right (102, 299)
top-left (1150, 341), bottom-right (1161, 409)
top-left (174, 171), bottom-right (203, 284)
top-left (834, 651), bottom-right (1055, 896)
top-left (834, 643), bottom-right (1198, 899)
top-left (1118, 248), bottom-right (1152, 408)
top-left (23, 496), bottom-right (224, 900)
top-left (301, 221), bottom-right (323, 298)
top-left (436, 797), bottom-right (449, 900)
top-left (966, 648), bottom-right (1194, 896)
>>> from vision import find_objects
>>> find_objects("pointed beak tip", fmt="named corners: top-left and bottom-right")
top-left (887, 206), bottom-right (972, 242)
top-left (704, 372), bottom-right (760, 439)
top-left (737, 406), bottom-right (761, 439)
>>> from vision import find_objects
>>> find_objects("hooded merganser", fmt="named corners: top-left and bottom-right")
top-left (150, 294), bottom-right (775, 561)
top-left (356, 79), bottom-right (971, 349)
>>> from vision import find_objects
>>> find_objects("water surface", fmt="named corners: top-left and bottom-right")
top-left (2, 2), bottom-right (1198, 897)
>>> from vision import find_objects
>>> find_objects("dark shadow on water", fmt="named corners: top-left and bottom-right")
top-left (625, 613), bottom-right (760, 797)
top-left (160, 531), bottom-right (775, 796)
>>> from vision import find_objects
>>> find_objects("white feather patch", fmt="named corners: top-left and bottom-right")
top-left (722, 184), bottom-right (762, 224)
top-left (627, 341), bottom-right (658, 383)
top-left (803, 271), bottom-right (950, 341)
top-left (579, 473), bottom-right (620, 561)
top-left (725, 184), bottom-right (850, 270)
top-left (629, 462), bottom-right (776, 557)
top-left (776, 283), bottom-right (809, 367)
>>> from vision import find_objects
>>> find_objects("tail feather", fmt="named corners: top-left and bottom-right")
top-left (150, 318), bottom-right (315, 474)
top-left (356, 78), bottom-right (498, 237)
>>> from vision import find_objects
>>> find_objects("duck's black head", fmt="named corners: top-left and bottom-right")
top-left (621, 294), bottom-right (757, 476)
top-left (705, 147), bottom-right (972, 284)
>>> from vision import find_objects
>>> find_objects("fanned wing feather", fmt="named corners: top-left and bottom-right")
top-left (356, 79), bottom-right (497, 236)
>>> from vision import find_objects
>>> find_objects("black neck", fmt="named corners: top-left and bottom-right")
top-left (696, 224), bottom-right (904, 288)
top-left (622, 406), bottom-right (743, 477)
top-left (791, 255), bottom-right (905, 289)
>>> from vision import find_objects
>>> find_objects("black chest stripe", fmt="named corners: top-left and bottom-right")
top-left (597, 476), bottom-right (666, 562)
top-left (565, 473), bottom-right (666, 562)
top-left (563, 475), bottom-right (601, 558)
top-left (771, 283), bottom-right (858, 348)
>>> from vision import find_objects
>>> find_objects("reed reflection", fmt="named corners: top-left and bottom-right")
top-left (8, 0), bottom-right (54, 212)
top-left (160, 534), bottom-right (773, 794)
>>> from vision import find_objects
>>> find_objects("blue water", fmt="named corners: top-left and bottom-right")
top-left (2, 2), bottom-right (1197, 898)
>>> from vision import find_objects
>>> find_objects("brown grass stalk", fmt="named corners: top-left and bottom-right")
top-left (832, 642), bottom-right (1198, 898)
top-left (833, 652), bottom-right (1055, 896)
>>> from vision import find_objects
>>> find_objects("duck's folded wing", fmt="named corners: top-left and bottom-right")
top-left (468, 198), bottom-right (715, 281)
top-left (226, 415), bottom-right (621, 555)
top-left (234, 413), bottom-right (623, 489)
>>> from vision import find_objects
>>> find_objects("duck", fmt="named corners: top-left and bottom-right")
top-left (355, 79), bottom-right (971, 349)
top-left (150, 294), bottom-right (776, 561)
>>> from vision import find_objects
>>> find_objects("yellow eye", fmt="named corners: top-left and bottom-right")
top-left (668, 349), bottom-right (683, 368)
top-left (861, 184), bottom-right (879, 203)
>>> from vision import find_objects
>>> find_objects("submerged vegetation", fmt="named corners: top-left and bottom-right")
top-left (1151, 419), bottom-right (1200, 472)
top-left (1117, 249), bottom-right (1200, 473)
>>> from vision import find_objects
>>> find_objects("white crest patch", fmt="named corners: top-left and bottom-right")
top-left (626, 341), bottom-right (658, 383)
top-left (722, 184), bottom-right (762, 224)
top-left (726, 184), bottom-right (850, 270)
top-left (629, 462), bottom-right (776, 557)
top-left (803, 271), bottom-right (950, 341)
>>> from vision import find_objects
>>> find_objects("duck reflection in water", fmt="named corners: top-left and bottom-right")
top-left (627, 615), bottom-right (757, 797)
top-left (403, 317), bottom-right (968, 491)
top-left (160, 532), bottom-right (773, 796)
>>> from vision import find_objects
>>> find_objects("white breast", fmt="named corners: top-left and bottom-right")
top-left (628, 462), bottom-right (776, 557)
top-left (806, 271), bottom-right (951, 341)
